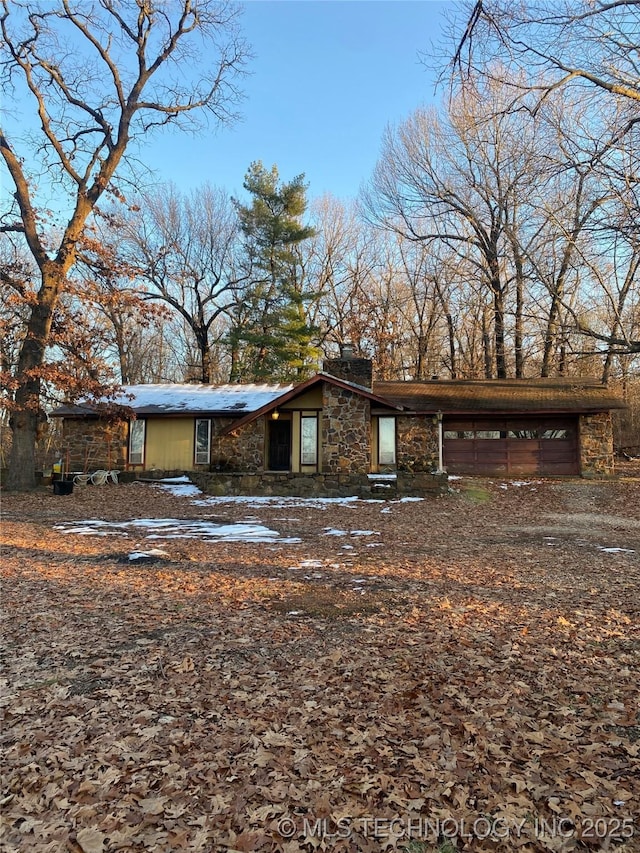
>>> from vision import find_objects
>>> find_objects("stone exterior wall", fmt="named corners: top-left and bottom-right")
top-left (322, 356), bottom-right (373, 389)
top-left (61, 418), bottom-right (128, 472)
top-left (396, 415), bottom-right (439, 472)
top-left (580, 412), bottom-right (615, 476)
top-left (210, 416), bottom-right (266, 472)
top-left (190, 470), bottom-right (448, 499)
top-left (321, 384), bottom-right (371, 474)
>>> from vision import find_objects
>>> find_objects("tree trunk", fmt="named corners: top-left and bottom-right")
top-left (493, 288), bottom-right (508, 379)
top-left (482, 305), bottom-right (493, 379)
top-left (7, 265), bottom-right (64, 490)
top-left (7, 405), bottom-right (41, 491)
top-left (513, 246), bottom-right (525, 379)
top-left (541, 293), bottom-right (561, 377)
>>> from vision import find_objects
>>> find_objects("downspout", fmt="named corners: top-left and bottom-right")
top-left (434, 410), bottom-right (444, 474)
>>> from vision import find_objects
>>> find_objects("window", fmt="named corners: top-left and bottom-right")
top-left (300, 414), bottom-right (318, 466)
top-left (128, 419), bottom-right (146, 465)
top-left (540, 429), bottom-right (570, 439)
top-left (378, 417), bottom-right (396, 466)
top-left (195, 418), bottom-right (211, 465)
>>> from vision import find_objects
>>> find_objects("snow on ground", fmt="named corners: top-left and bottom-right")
top-left (58, 477), bottom-right (636, 558)
top-left (54, 518), bottom-right (301, 544)
top-left (151, 476), bottom-right (202, 498)
top-left (322, 528), bottom-right (380, 537)
top-left (600, 546), bottom-right (636, 554)
top-left (152, 476), bottom-right (426, 511)
top-left (192, 494), bottom-right (363, 509)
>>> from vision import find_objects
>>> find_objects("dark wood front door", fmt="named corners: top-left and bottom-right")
top-left (268, 419), bottom-right (291, 471)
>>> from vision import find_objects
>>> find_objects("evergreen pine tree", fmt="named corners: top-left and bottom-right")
top-left (229, 162), bottom-right (320, 381)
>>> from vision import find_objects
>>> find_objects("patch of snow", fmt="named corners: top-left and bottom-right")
top-left (55, 518), bottom-right (299, 544)
top-left (367, 473), bottom-right (397, 480)
top-left (448, 475), bottom-right (463, 481)
top-left (128, 548), bottom-right (170, 561)
top-left (192, 495), bottom-right (360, 510)
top-left (323, 528), bottom-right (347, 536)
top-left (53, 522), bottom-right (124, 536)
top-left (600, 546), bottom-right (635, 554)
top-left (155, 482), bottom-right (202, 497)
top-left (350, 530), bottom-right (379, 536)
top-left (394, 497), bottom-right (424, 503)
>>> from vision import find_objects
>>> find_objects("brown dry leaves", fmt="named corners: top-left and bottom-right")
top-left (1, 478), bottom-right (639, 852)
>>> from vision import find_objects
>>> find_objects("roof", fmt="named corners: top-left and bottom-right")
top-left (53, 383), bottom-right (294, 417)
top-left (372, 378), bottom-right (627, 414)
top-left (53, 376), bottom-right (626, 421)
top-left (219, 372), bottom-right (401, 435)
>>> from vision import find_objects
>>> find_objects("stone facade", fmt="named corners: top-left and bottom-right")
top-left (211, 416), bottom-right (266, 472)
top-left (322, 355), bottom-right (373, 389)
top-left (396, 415), bottom-right (439, 472)
top-left (579, 412), bottom-right (615, 476)
top-left (321, 384), bottom-right (371, 474)
top-left (61, 418), bottom-right (127, 472)
top-left (190, 469), bottom-right (448, 499)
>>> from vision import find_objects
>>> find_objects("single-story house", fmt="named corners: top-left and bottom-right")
top-left (52, 348), bottom-right (626, 496)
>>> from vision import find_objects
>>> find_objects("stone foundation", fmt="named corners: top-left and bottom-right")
top-left (190, 470), bottom-right (448, 499)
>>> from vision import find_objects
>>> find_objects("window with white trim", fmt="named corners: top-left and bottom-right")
top-left (300, 414), bottom-right (318, 466)
top-left (378, 417), bottom-right (396, 466)
top-left (195, 418), bottom-right (211, 465)
top-left (128, 419), bottom-right (146, 465)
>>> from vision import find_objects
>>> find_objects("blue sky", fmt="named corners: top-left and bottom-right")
top-left (142, 1), bottom-right (451, 203)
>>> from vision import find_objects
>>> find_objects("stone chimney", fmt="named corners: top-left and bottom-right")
top-left (323, 343), bottom-right (373, 389)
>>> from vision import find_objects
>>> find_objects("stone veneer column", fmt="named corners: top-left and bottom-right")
top-left (321, 383), bottom-right (371, 474)
top-left (395, 416), bottom-right (439, 472)
top-left (579, 412), bottom-right (615, 476)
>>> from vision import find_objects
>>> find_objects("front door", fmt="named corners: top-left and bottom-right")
top-left (268, 419), bottom-right (291, 471)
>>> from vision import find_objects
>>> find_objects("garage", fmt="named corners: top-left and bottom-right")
top-left (443, 416), bottom-right (579, 476)
top-left (375, 377), bottom-right (625, 478)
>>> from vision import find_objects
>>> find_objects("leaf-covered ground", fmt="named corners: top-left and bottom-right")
top-left (1, 476), bottom-right (639, 853)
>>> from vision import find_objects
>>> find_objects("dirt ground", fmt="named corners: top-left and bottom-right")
top-left (1, 473), bottom-right (639, 853)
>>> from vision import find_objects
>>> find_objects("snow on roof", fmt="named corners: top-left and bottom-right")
top-left (56, 383), bottom-right (294, 416)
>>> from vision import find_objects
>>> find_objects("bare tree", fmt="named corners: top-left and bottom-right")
top-left (451, 0), bottom-right (640, 112)
top-left (364, 81), bottom-right (545, 378)
top-left (120, 183), bottom-right (245, 383)
top-left (308, 196), bottom-right (381, 357)
top-left (0, 0), bottom-right (248, 489)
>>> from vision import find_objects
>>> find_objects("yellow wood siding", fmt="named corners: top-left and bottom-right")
top-left (282, 387), bottom-right (322, 409)
top-left (145, 418), bottom-right (194, 470)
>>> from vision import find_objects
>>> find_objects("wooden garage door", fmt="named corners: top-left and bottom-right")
top-left (444, 417), bottom-right (579, 476)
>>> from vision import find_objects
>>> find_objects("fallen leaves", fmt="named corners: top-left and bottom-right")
top-left (1, 478), bottom-right (639, 851)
